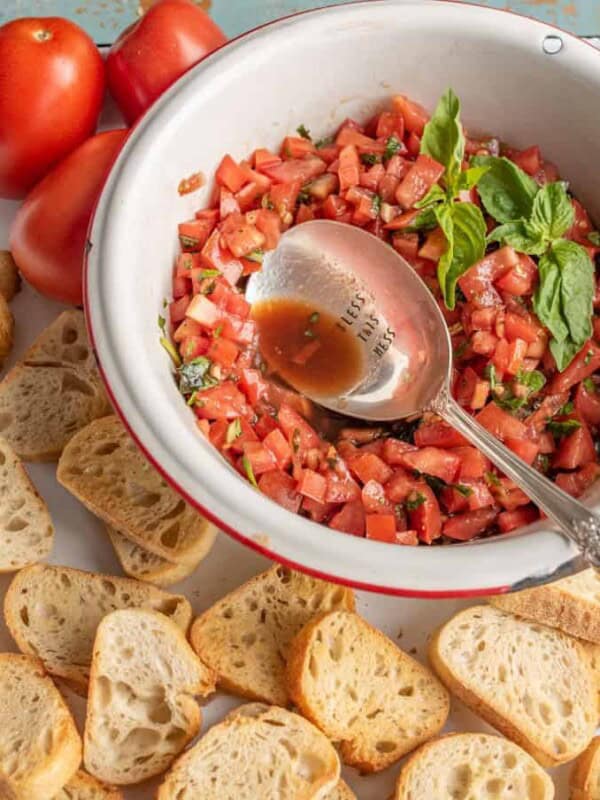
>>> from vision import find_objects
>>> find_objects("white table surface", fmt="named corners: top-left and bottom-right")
top-left (0, 98), bottom-right (575, 800)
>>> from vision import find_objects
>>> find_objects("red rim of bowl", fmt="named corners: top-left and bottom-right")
top-left (84, 0), bottom-right (594, 598)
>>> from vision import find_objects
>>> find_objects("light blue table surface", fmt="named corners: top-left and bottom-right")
top-left (1, 0), bottom-right (599, 43)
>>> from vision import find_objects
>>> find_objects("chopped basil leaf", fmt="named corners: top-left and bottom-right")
top-left (291, 428), bottom-right (301, 453)
top-left (383, 135), bottom-right (402, 161)
top-left (372, 194), bottom-right (382, 217)
top-left (158, 314), bottom-right (166, 334)
top-left (315, 135), bottom-right (334, 149)
top-left (297, 187), bottom-right (312, 204)
top-left (360, 153), bottom-right (380, 166)
top-left (485, 471), bottom-right (501, 487)
top-left (296, 124), bottom-right (311, 140)
top-left (213, 324), bottom-right (223, 338)
top-left (418, 472), bottom-right (473, 497)
top-left (547, 418), bottom-right (582, 437)
top-left (559, 400), bottom-right (574, 415)
top-left (588, 231), bottom-right (600, 246)
top-left (261, 194), bottom-right (274, 210)
top-left (304, 328), bottom-right (317, 339)
top-left (226, 417), bottom-right (242, 444)
top-left (162, 298), bottom-right (168, 309)
top-left (178, 357), bottom-right (212, 393)
top-left (186, 390), bottom-right (198, 407)
top-left (515, 368), bottom-right (546, 394)
top-left (199, 269), bottom-right (220, 278)
top-left (584, 377), bottom-right (596, 393)
top-left (242, 454), bottom-right (259, 488)
top-left (160, 337), bottom-right (181, 367)
top-left (309, 311), bottom-right (320, 325)
top-left (245, 249), bottom-right (264, 264)
top-left (485, 364), bottom-right (498, 392)
top-left (405, 491), bottom-right (426, 511)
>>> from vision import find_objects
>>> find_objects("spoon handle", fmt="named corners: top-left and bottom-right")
top-left (438, 394), bottom-right (600, 566)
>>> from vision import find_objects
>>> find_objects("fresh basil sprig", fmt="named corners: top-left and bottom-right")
top-left (473, 155), bottom-right (594, 371)
top-left (417, 89), bottom-right (488, 309)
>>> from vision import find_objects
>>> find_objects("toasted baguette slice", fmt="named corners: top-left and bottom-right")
top-left (394, 733), bottom-right (554, 800)
top-left (0, 653), bottom-right (81, 800)
top-left (0, 250), bottom-right (20, 302)
top-left (106, 524), bottom-right (215, 587)
top-left (84, 609), bottom-right (215, 785)
top-left (0, 435), bottom-right (53, 572)
top-left (4, 563), bottom-right (192, 693)
top-left (54, 771), bottom-right (123, 800)
top-left (491, 569), bottom-right (600, 644)
top-left (0, 310), bottom-right (111, 461)
top-left (157, 702), bottom-right (339, 800)
top-left (190, 565), bottom-right (355, 705)
top-left (571, 737), bottom-right (600, 800)
top-left (57, 416), bottom-right (215, 564)
top-left (287, 609), bottom-right (449, 773)
top-left (582, 642), bottom-right (600, 722)
top-left (327, 781), bottom-right (356, 800)
top-left (0, 293), bottom-right (13, 365)
top-left (429, 605), bottom-right (596, 767)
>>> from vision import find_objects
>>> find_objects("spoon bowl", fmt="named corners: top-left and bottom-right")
top-left (249, 219), bottom-right (600, 567)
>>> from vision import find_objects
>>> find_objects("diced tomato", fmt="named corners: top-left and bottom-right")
top-left (209, 419), bottom-right (229, 450)
top-left (492, 338), bottom-right (527, 375)
top-left (392, 233), bottom-right (419, 260)
top-left (242, 441), bottom-right (276, 475)
top-left (463, 480), bottom-right (496, 510)
top-left (362, 479), bottom-right (393, 513)
top-left (269, 180), bottom-right (301, 225)
top-left (336, 127), bottom-right (376, 148)
top-left (325, 469), bottom-right (361, 503)
top-left (414, 423), bottom-right (468, 448)
top-left (575, 382), bottom-right (600, 426)
top-left (359, 163), bottom-right (385, 192)
top-left (297, 469), bottom-right (327, 503)
top-left (376, 111), bottom-right (405, 140)
top-left (185, 294), bottom-right (220, 328)
top-left (395, 154), bottom-right (444, 209)
top-left (277, 403), bottom-right (321, 451)
top-left (194, 382), bottom-right (248, 420)
top-left (496, 254), bottom-right (538, 296)
top-left (505, 436), bottom-right (540, 465)
top-left (216, 154), bottom-right (248, 193)
top-left (338, 145), bottom-right (361, 192)
top-left (443, 508), bottom-right (498, 541)
top-left (178, 219), bottom-right (215, 251)
top-left (239, 369), bottom-right (267, 405)
top-left (452, 447), bottom-right (491, 480)
top-left (418, 227), bottom-right (446, 261)
top-left (549, 341), bottom-right (600, 394)
top-left (408, 485), bottom-right (441, 544)
top-left (365, 514), bottom-right (398, 542)
top-left (566, 198), bottom-right (594, 244)
top-left (458, 247), bottom-right (519, 307)
top-left (173, 317), bottom-right (203, 343)
top-left (384, 467), bottom-right (418, 503)
top-left (223, 291), bottom-right (250, 320)
top-left (504, 311), bottom-right (541, 344)
top-left (330, 500), bottom-right (365, 536)
top-left (235, 183), bottom-right (263, 213)
top-left (511, 145), bottom-right (542, 176)
top-left (391, 95), bottom-right (429, 135)
top-left (170, 295), bottom-right (191, 325)
top-left (395, 530), bottom-right (419, 546)
top-left (262, 156), bottom-right (327, 184)
top-left (405, 131), bottom-right (421, 157)
top-left (440, 486), bottom-right (469, 514)
top-left (262, 428), bottom-right (292, 470)
top-left (200, 229), bottom-right (244, 286)
top-left (476, 402), bottom-right (527, 441)
top-left (219, 187), bottom-right (241, 218)
top-left (300, 496), bottom-right (334, 523)
top-left (552, 421), bottom-right (596, 470)
top-left (382, 438), bottom-right (417, 464)
top-left (225, 417), bottom-right (259, 454)
top-left (208, 336), bottom-right (239, 368)
top-left (322, 194), bottom-right (351, 222)
top-left (455, 366), bottom-right (478, 407)
top-left (254, 413), bottom-right (279, 440)
top-left (525, 392), bottom-right (569, 434)
top-left (253, 148), bottom-right (281, 172)
top-left (258, 470), bottom-right (301, 513)
top-left (282, 136), bottom-right (314, 158)
top-left (490, 478), bottom-right (530, 511)
top-left (396, 447), bottom-right (460, 483)
top-left (349, 452), bottom-right (394, 485)
top-left (179, 335), bottom-right (209, 362)
top-left (222, 220), bottom-right (265, 259)
top-left (497, 506), bottom-right (539, 532)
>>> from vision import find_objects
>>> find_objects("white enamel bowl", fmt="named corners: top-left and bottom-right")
top-left (86, 0), bottom-right (600, 597)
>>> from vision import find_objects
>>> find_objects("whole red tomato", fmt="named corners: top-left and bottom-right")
top-left (107, 0), bottom-right (226, 125)
top-left (0, 17), bottom-right (105, 199)
top-left (10, 130), bottom-right (128, 305)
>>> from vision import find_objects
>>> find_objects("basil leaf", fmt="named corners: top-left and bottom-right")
top-left (457, 165), bottom-right (489, 191)
top-left (529, 182), bottom-right (574, 241)
top-left (547, 417), bottom-right (582, 437)
top-left (403, 206), bottom-right (438, 232)
top-left (588, 231), bottom-right (600, 246)
top-left (534, 252), bottom-right (569, 344)
top-left (420, 88), bottom-right (464, 192)
top-left (414, 184), bottom-right (446, 209)
top-left (472, 155), bottom-right (539, 223)
top-left (436, 202), bottom-right (486, 309)
top-left (486, 220), bottom-right (547, 255)
top-left (515, 368), bottom-right (546, 394)
top-left (553, 239), bottom-right (594, 345)
top-left (549, 337), bottom-right (581, 372)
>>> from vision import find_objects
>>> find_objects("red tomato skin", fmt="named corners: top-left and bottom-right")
top-left (0, 17), bottom-right (105, 198)
top-left (106, 0), bottom-right (226, 125)
top-left (10, 129), bottom-right (127, 305)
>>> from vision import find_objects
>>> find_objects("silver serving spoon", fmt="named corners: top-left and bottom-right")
top-left (247, 219), bottom-right (600, 565)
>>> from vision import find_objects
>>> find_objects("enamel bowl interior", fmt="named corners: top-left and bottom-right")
top-left (86, 0), bottom-right (600, 596)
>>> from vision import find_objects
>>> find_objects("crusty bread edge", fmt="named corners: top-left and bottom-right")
top-left (491, 582), bottom-right (600, 645)
top-left (0, 654), bottom-right (82, 799)
top-left (570, 737), bottom-right (600, 800)
top-left (287, 609), bottom-right (449, 773)
top-left (427, 619), bottom-right (593, 768)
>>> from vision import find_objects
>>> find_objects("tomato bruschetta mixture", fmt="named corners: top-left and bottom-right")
top-left (165, 89), bottom-right (600, 546)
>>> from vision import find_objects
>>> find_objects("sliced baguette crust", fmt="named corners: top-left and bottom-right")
top-left (491, 569), bottom-right (600, 644)
top-left (429, 605), bottom-right (596, 767)
top-left (157, 702), bottom-right (339, 800)
top-left (287, 610), bottom-right (449, 773)
top-left (4, 564), bottom-right (192, 692)
top-left (106, 524), bottom-right (214, 587)
top-left (327, 781), bottom-right (356, 800)
top-left (0, 653), bottom-right (81, 800)
top-left (571, 737), bottom-right (600, 800)
top-left (0, 293), bottom-right (14, 365)
top-left (395, 733), bottom-right (554, 800)
top-left (84, 609), bottom-right (215, 785)
top-left (0, 311), bottom-right (111, 461)
top-left (190, 565), bottom-right (355, 705)
top-left (54, 771), bottom-right (123, 800)
top-left (57, 416), bottom-right (215, 564)
top-left (582, 642), bottom-right (600, 721)
top-left (0, 435), bottom-right (53, 572)
top-left (0, 250), bottom-right (20, 302)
